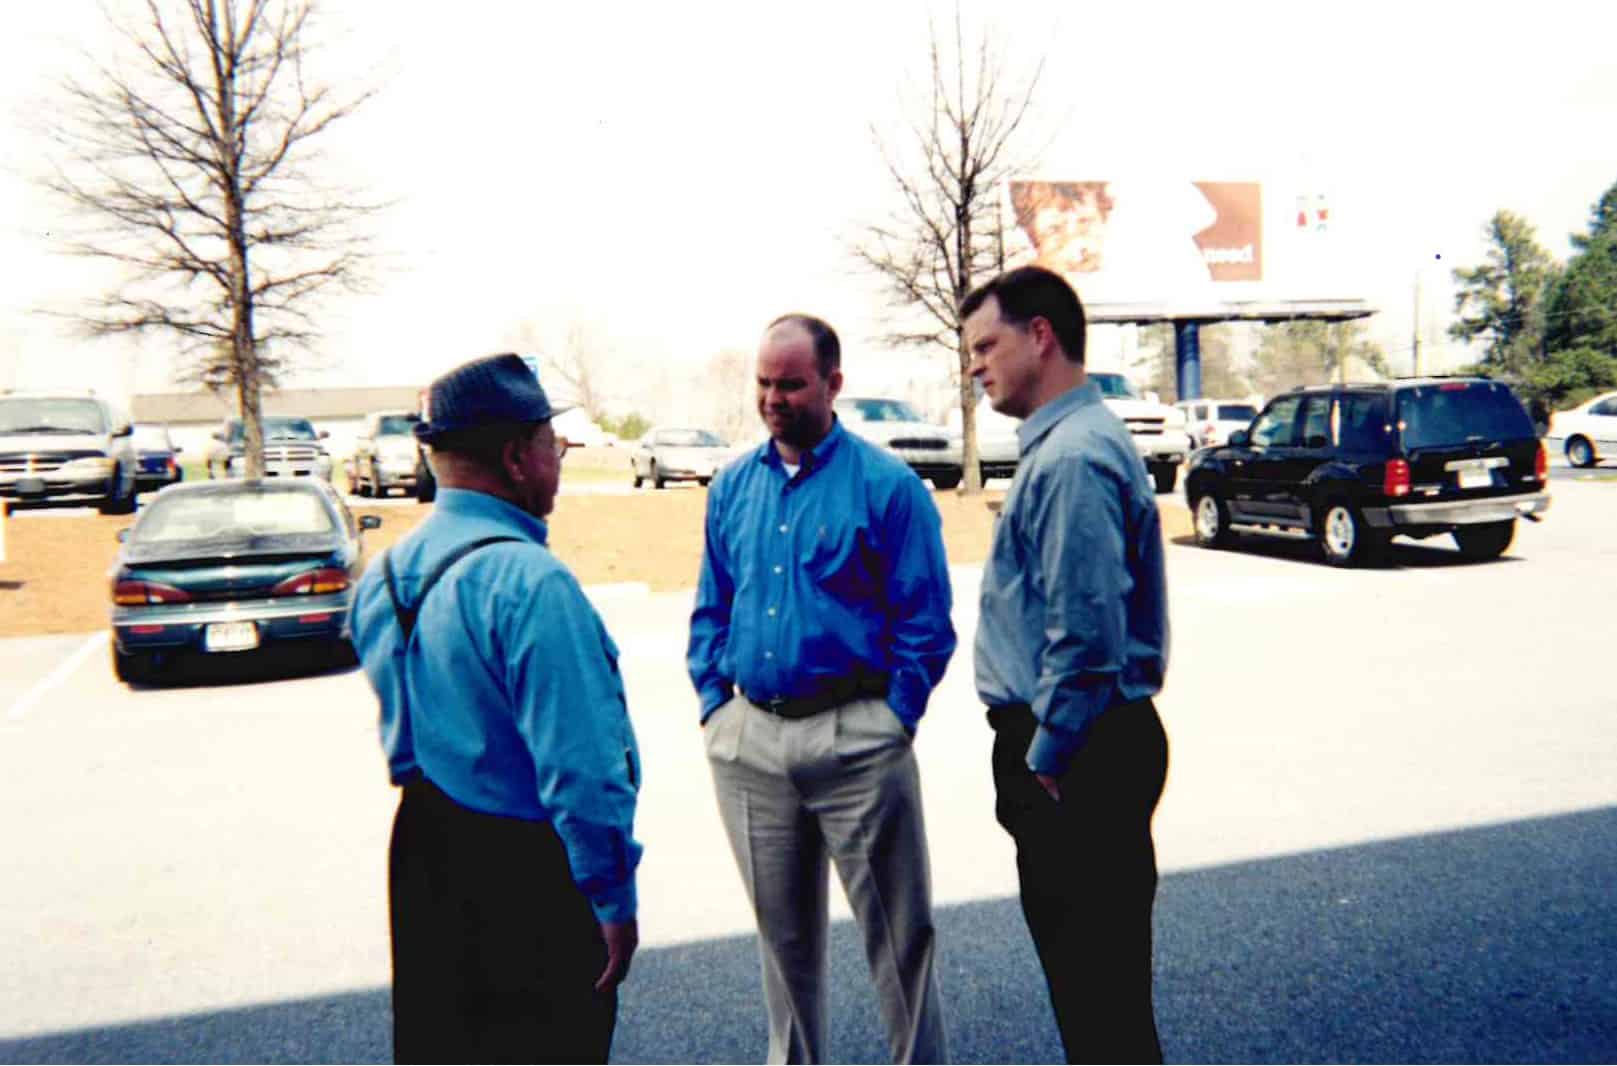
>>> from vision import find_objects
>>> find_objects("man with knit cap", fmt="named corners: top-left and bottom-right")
top-left (350, 353), bottom-right (642, 1064)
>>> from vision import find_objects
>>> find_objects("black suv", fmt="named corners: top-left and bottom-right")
top-left (1184, 378), bottom-right (1550, 566)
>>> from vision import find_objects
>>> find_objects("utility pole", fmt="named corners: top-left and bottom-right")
top-left (1412, 267), bottom-right (1423, 377)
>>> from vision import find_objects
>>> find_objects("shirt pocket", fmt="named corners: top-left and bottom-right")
top-left (800, 522), bottom-right (880, 602)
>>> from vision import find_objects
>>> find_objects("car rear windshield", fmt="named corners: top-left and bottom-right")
top-left (1395, 382), bottom-right (1535, 449)
top-left (1216, 404), bottom-right (1256, 421)
top-left (658, 428), bottom-right (724, 447)
top-left (135, 489), bottom-right (335, 542)
top-left (1089, 373), bottom-right (1141, 400)
top-left (838, 399), bottom-right (923, 423)
top-left (0, 397), bottom-right (107, 435)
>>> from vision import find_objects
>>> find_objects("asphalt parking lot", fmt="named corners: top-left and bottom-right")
top-left (1, 474), bottom-right (1614, 1063)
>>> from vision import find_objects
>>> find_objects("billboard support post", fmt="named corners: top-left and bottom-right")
top-left (1174, 321), bottom-right (1203, 402)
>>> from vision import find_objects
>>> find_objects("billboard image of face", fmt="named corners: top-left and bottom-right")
top-left (1008, 180), bottom-right (1263, 303)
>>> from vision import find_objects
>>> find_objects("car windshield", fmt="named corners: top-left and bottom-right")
top-left (132, 425), bottom-right (171, 449)
top-left (0, 397), bottom-right (107, 435)
top-left (837, 399), bottom-right (924, 423)
top-left (1216, 404), bottom-right (1257, 421)
top-left (1396, 382), bottom-right (1535, 449)
top-left (376, 414), bottom-right (419, 436)
top-left (1089, 373), bottom-right (1141, 400)
top-left (226, 417), bottom-right (319, 443)
top-left (657, 428), bottom-right (725, 447)
top-left (134, 488), bottom-right (335, 542)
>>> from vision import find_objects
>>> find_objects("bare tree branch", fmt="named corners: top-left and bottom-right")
top-left (37, 0), bottom-right (381, 477)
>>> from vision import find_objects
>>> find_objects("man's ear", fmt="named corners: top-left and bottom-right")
top-left (827, 368), bottom-right (844, 400)
top-left (501, 435), bottom-right (527, 483)
top-left (1030, 316), bottom-right (1059, 361)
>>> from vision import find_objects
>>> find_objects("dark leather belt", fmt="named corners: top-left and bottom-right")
top-left (743, 672), bottom-right (890, 720)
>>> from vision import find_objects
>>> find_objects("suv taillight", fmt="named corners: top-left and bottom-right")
top-left (1535, 440), bottom-right (1547, 482)
top-left (1383, 459), bottom-right (1411, 498)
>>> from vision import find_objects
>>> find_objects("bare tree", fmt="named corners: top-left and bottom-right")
top-left (40, 0), bottom-right (378, 477)
top-left (851, 10), bottom-right (1043, 494)
top-left (542, 321), bottom-right (614, 424)
top-left (706, 347), bottom-right (756, 444)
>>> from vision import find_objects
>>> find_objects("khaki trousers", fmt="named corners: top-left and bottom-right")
top-left (706, 693), bottom-right (949, 1065)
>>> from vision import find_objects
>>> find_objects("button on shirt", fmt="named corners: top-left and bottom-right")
top-left (688, 420), bottom-right (956, 733)
top-left (349, 489), bottom-right (642, 923)
top-left (975, 382), bottom-right (1169, 775)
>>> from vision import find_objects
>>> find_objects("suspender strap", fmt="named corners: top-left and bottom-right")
top-left (382, 535), bottom-right (522, 640)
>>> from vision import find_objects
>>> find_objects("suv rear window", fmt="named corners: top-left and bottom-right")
top-left (376, 414), bottom-right (419, 436)
top-left (1395, 382), bottom-right (1534, 449)
top-left (1216, 404), bottom-right (1256, 421)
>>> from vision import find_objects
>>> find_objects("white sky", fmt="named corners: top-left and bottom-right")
top-left (3, 1), bottom-right (1615, 419)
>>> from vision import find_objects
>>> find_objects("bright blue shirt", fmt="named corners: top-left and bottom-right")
top-left (688, 419), bottom-right (956, 732)
top-left (975, 381), bottom-right (1169, 775)
top-left (349, 488), bottom-right (642, 923)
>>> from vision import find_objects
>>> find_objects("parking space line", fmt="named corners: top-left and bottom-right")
top-left (6, 632), bottom-right (107, 722)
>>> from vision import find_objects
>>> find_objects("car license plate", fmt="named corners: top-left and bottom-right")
top-left (204, 621), bottom-right (259, 653)
top-left (1457, 467), bottom-right (1492, 489)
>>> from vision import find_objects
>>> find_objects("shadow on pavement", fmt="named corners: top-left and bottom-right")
top-left (5, 806), bottom-right (1614, 1064)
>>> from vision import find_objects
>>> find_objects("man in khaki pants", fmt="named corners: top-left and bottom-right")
top-left (688, 313), bottom-right (957, 1064)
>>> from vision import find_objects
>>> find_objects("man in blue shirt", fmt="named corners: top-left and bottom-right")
top-left (688, 314), bottom-right (956, 1064)
top-left (961, 267), bottom-right (1171, 1064)
top-left (350, 353), bottom-right (642, 1064)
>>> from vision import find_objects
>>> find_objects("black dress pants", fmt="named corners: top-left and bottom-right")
top-left (388, 778), bottom-right (616, 1064)
top-left (990, 699), bottom-right (1169, 1065)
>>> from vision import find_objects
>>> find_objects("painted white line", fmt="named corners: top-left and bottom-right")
top-left (6, 632), bottom-right (108, 722)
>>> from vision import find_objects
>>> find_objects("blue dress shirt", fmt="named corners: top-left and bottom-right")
top-left (349, 489), bottom-right (642, 923)
top-left (975, 381), bottom-right (1169, 775)
top-left (688, 419), bottom-right (956, 733)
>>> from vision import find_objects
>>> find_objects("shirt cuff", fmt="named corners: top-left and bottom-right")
top-left (587, 878), bottom-right (637, 924)
top-left (1026, 719), bottom-right (1091, 777)
top-left (886, 673), bottom-right (928, 735)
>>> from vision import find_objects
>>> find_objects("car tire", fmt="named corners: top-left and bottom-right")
top-left (1453, 520), bottom-right (1515, 561)
top-left (632, 464), bottom-right (643, 488)
top-left (370, 461), bottom-right (386, 498)
top-left (932, 471), bottom-right (962, 491)
top-left (112, 644), bottom-right (154, 686)
top-left (652, 463), bottom-right (666, 490)
top-left (1151, 463), bottom-right (1178, 494)
top-left (98, 466), bottom-right (137, 515)
top-left (1192, 492), bottom-right (1232, 549)
top-left (698, 477), bottom-right (711, 487)
top-left (1317, 501), bottom-right (1381, 567)
top-left (1566, 436), bottom-right (1596, 468)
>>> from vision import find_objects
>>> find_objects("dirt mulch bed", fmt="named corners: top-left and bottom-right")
top-left (0, 491), bottom-right (1190, 639)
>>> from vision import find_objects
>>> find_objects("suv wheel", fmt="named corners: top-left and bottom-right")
top-left (1151, 463), bottom-right (1178, 494)
top-left (98, 466), bottom-right (137, 515)
top-left (112, 645), bottom-right (153, 685)
top-left (1566, 436), bottom-right (1596, 468)
top-left (932, 471), bottom-right (962, 491)
top-left (1453, 520), bottom-right (1515, 561)
top-left (1192, 493), bottom-right (1232, 548)
top-left (652, 462), bottom-right (666, 489)
top-left (1317, 501), bottom-right (1380, 567)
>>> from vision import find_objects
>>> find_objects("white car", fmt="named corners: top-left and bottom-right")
top-left (1176, 398), bottom-right (1260, 449)
top-left (835, 397), bottom-right (964, 490)
top-left (945, 397), bottom-right (1020, 484)
top-left (1547, 390), bottom-right (1617, 468)
top-left (631, 427), bottom-right (730, 488)
top-left (1090, 373), bottom-right (1193, 493)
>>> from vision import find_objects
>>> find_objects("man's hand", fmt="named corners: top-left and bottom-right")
top-left (595, 919), bottom-right (639, 993)
top-left (1035, 772), bottom-right (1062, 803)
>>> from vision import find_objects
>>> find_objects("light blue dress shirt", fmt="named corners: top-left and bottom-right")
top-left (349, 489), bottom-right (642, 923)
top-left (688, 419), bottom-right (956, 733)
top-left (975, 381), bottom-right (1169, 775)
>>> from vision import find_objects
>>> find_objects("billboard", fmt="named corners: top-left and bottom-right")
top-left (1006, 179), bottom-right (1266, 305)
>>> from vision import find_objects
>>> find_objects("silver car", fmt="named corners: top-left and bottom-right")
top-left (631, 427), bottom-right (730, 488)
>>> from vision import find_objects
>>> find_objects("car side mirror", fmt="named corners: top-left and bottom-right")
top-left (173, 445), bottom-right (184, 454)
top-left (319, 430), bottom-right (330, 439)
top-left (211, 431), bottom-right (224, 441)
top-left (1228, 429), bottom-right (1250, 447)
top-left (359, 514), bottom-right (382, 531)
top-left (113, 423), bottom-right (134, 438)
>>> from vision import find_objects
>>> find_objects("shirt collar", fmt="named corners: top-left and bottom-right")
top-left (435, 487), bottom-right (550, 545)
top-left (755, 416), bottom-right (847, 474)
top-left (1016, 380), bottom-right (1102, 456)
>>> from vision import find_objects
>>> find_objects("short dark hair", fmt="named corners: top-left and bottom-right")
top-left (959, 266), bottom-right (1087, 364)
top-left (430, 420), bottom-right (544, 469)
top-left (767, 313), bottom-right (841, 380)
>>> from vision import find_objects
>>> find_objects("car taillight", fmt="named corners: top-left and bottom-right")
top-left (1383, 459), bottom-right (1411, 498)
top-left (1535, 440), bottom-right (1547, 482)
top-left (273, 568), bottom-right (350, 596)
top-left (113, 579), bottom-right (191, 605)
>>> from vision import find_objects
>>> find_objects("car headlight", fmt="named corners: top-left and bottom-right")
top-left (59, 456), bottom-right (116, 478)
